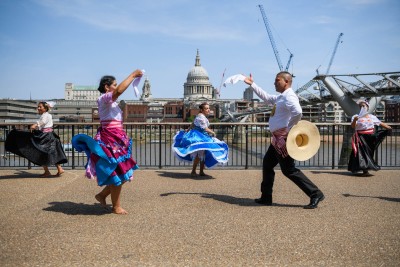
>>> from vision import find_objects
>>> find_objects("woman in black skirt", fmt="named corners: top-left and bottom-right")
top-left (5, 102), bottom-right (67, 177)
top-left (348, 99), bottom-right (392, 176)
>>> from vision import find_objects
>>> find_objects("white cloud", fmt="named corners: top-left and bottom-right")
top-left (34, 0), bottom-right (249, 41)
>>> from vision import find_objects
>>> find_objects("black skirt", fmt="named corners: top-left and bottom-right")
top-left (5, 129), bottom-right (68, 166)
top-left (348, 129), bottom-right (389, 173)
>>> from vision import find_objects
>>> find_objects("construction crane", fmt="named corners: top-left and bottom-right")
top-left (314, 32), bottom-right (344, 99)
top-left (317, 33), bottom-right (344, 75)
top-left (258, 4), bottom-right (293, 72)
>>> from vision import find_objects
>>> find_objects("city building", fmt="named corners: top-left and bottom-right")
top-left (1, 50), bottom-right (397, 124)
top-left (243, 87), bottom-right (254, 101)
top-left (52, 100), bottom-right (95, 122)
top-left (0, 99), bottom-right (38, 122)
top-left (384, 96), bottom-right (400, 122)
top-left (64, 83), bottom-right (99, 101)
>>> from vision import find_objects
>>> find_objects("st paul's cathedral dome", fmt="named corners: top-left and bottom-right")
top-left (184, 49), bottom-right (215, 100)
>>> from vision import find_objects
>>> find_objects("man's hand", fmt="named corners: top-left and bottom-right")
top-left (244, 73), bottom-right (253, 85)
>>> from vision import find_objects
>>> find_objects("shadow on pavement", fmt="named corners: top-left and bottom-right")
top-left (43, 201), bottom-right (112, 215)
top-left (343, 193), bottom-right (400, 203)
top-left (310, 170), bottom-right (354, 176)
top-left (0, 170), bottom-right (61, 179)
top-left (160, 192), bottom-right (304, 208)
top-left (156, 171), bottom-right (214, 180)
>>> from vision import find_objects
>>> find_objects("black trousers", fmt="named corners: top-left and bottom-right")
top-left (261, 144), bottom-right (323, 198)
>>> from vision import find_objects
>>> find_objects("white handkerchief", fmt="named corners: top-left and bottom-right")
top-left (132, 69), bottom-right (146, 97)
top-left (358, 106), bottom-right (368, 118)
top-left (223, 74), bottom-right (246, 87)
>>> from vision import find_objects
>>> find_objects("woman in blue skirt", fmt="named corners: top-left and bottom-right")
top-left (172, 103), bottom-right (228, 177)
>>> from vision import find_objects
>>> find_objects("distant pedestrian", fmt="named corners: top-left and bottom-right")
top-left (5, 101), bottom-right (67, 177)
top-left (348, 99), bottom-right (392, 176)
top-left (241, 72), bottom-right (325, 209)
top-left (172, 102), bottom-right (228, 177)
top-left (72, 70), bottom-right (143, 214)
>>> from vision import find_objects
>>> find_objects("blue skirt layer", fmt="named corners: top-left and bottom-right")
top-left (172, 129), bottom-right (229, 168)
top-left (72, 133), bottom-right (138, 186)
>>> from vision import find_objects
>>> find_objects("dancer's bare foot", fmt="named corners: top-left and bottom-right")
top-left (199, 172), bottom-right (209, 177)
top-left (56, 170), bottom-right (65, 177)
top-left (39, 172), bottom-right (51, 177)
top-left (191, 172), bottom-right (198, 177)
top-left (112, 207), bottom-right (128, 215)
top-left (95, 194), bottom-right (107, 208)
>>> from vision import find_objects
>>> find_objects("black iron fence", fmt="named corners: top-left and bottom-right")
top-left (0, 122), bottom-right (399, 169)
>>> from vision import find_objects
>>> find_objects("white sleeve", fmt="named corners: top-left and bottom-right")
top-left (370, 115), bottom-right (382, 126)
top-left (286, 94), bottom-right (302, 129)
top-left (250, 82), bottom-right (277, 105)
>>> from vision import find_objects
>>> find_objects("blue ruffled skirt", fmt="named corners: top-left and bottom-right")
top-left (172, 129), bottom-right (229, 168)
top-left (72, 128), bottom-right (138, 186)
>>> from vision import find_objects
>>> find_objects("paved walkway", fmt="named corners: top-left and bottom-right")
top-left (0, 168), bottom-right (399, 266)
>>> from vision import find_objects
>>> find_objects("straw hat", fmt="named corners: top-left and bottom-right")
top-left (286, 120), bottom-right (320, 161)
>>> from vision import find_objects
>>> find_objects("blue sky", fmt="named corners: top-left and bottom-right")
top-left (0, 0), bottom-right (399, 101)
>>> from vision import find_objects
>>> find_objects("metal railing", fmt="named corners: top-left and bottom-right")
top-left (0, 122), bottom-right (399, 169)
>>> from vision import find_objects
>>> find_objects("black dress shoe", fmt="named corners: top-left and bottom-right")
top-left (304, 195), bottom-right (325, 209)
top-left (255, 196), bottom-right (273, 206)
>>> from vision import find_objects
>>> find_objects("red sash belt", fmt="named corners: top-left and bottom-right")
top-left (351, 128), bottom-right (374, 156)
top-left (272, 127), bottom-right (289, 158)
top-left (42, 128), bottom-right (53, 133)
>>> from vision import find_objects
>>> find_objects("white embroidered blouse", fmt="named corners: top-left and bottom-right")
top-left (194, 113), bottom-right (209, 129)
top-left (97, 92), bottom-right (122, 121)
top-left (37, 112), bottom-right (53, 130)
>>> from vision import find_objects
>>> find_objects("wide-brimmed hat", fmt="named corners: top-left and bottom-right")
top-left (286, 120), bottom-right (320, 161)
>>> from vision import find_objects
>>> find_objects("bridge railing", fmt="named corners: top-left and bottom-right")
top-left (0, 122), bottom-right (399, 169)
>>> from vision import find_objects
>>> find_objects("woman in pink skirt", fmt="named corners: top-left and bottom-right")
top-left (72, 69), bottom-right (143, 214)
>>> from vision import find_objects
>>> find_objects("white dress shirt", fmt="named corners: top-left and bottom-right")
top-left (250, 82), bottom-right (302, 132)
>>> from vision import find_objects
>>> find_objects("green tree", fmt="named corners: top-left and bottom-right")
top-left (186, 115), bottom-right (195, 122)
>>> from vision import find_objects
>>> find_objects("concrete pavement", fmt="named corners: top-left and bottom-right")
top-left (0, 168), bottom-right (399, 266)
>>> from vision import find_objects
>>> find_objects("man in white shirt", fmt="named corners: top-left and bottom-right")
top-left (243, 71), bottom-right (325, 209)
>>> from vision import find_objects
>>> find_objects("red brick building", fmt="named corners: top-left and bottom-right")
top-left (385, 101), bottom-right (400, 122)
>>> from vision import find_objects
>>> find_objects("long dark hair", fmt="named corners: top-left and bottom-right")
top-left (98, 75), bottom-right (115, 93)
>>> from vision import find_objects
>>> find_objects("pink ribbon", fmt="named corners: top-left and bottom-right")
top-left (351, 128), bottom-right (374, 156)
